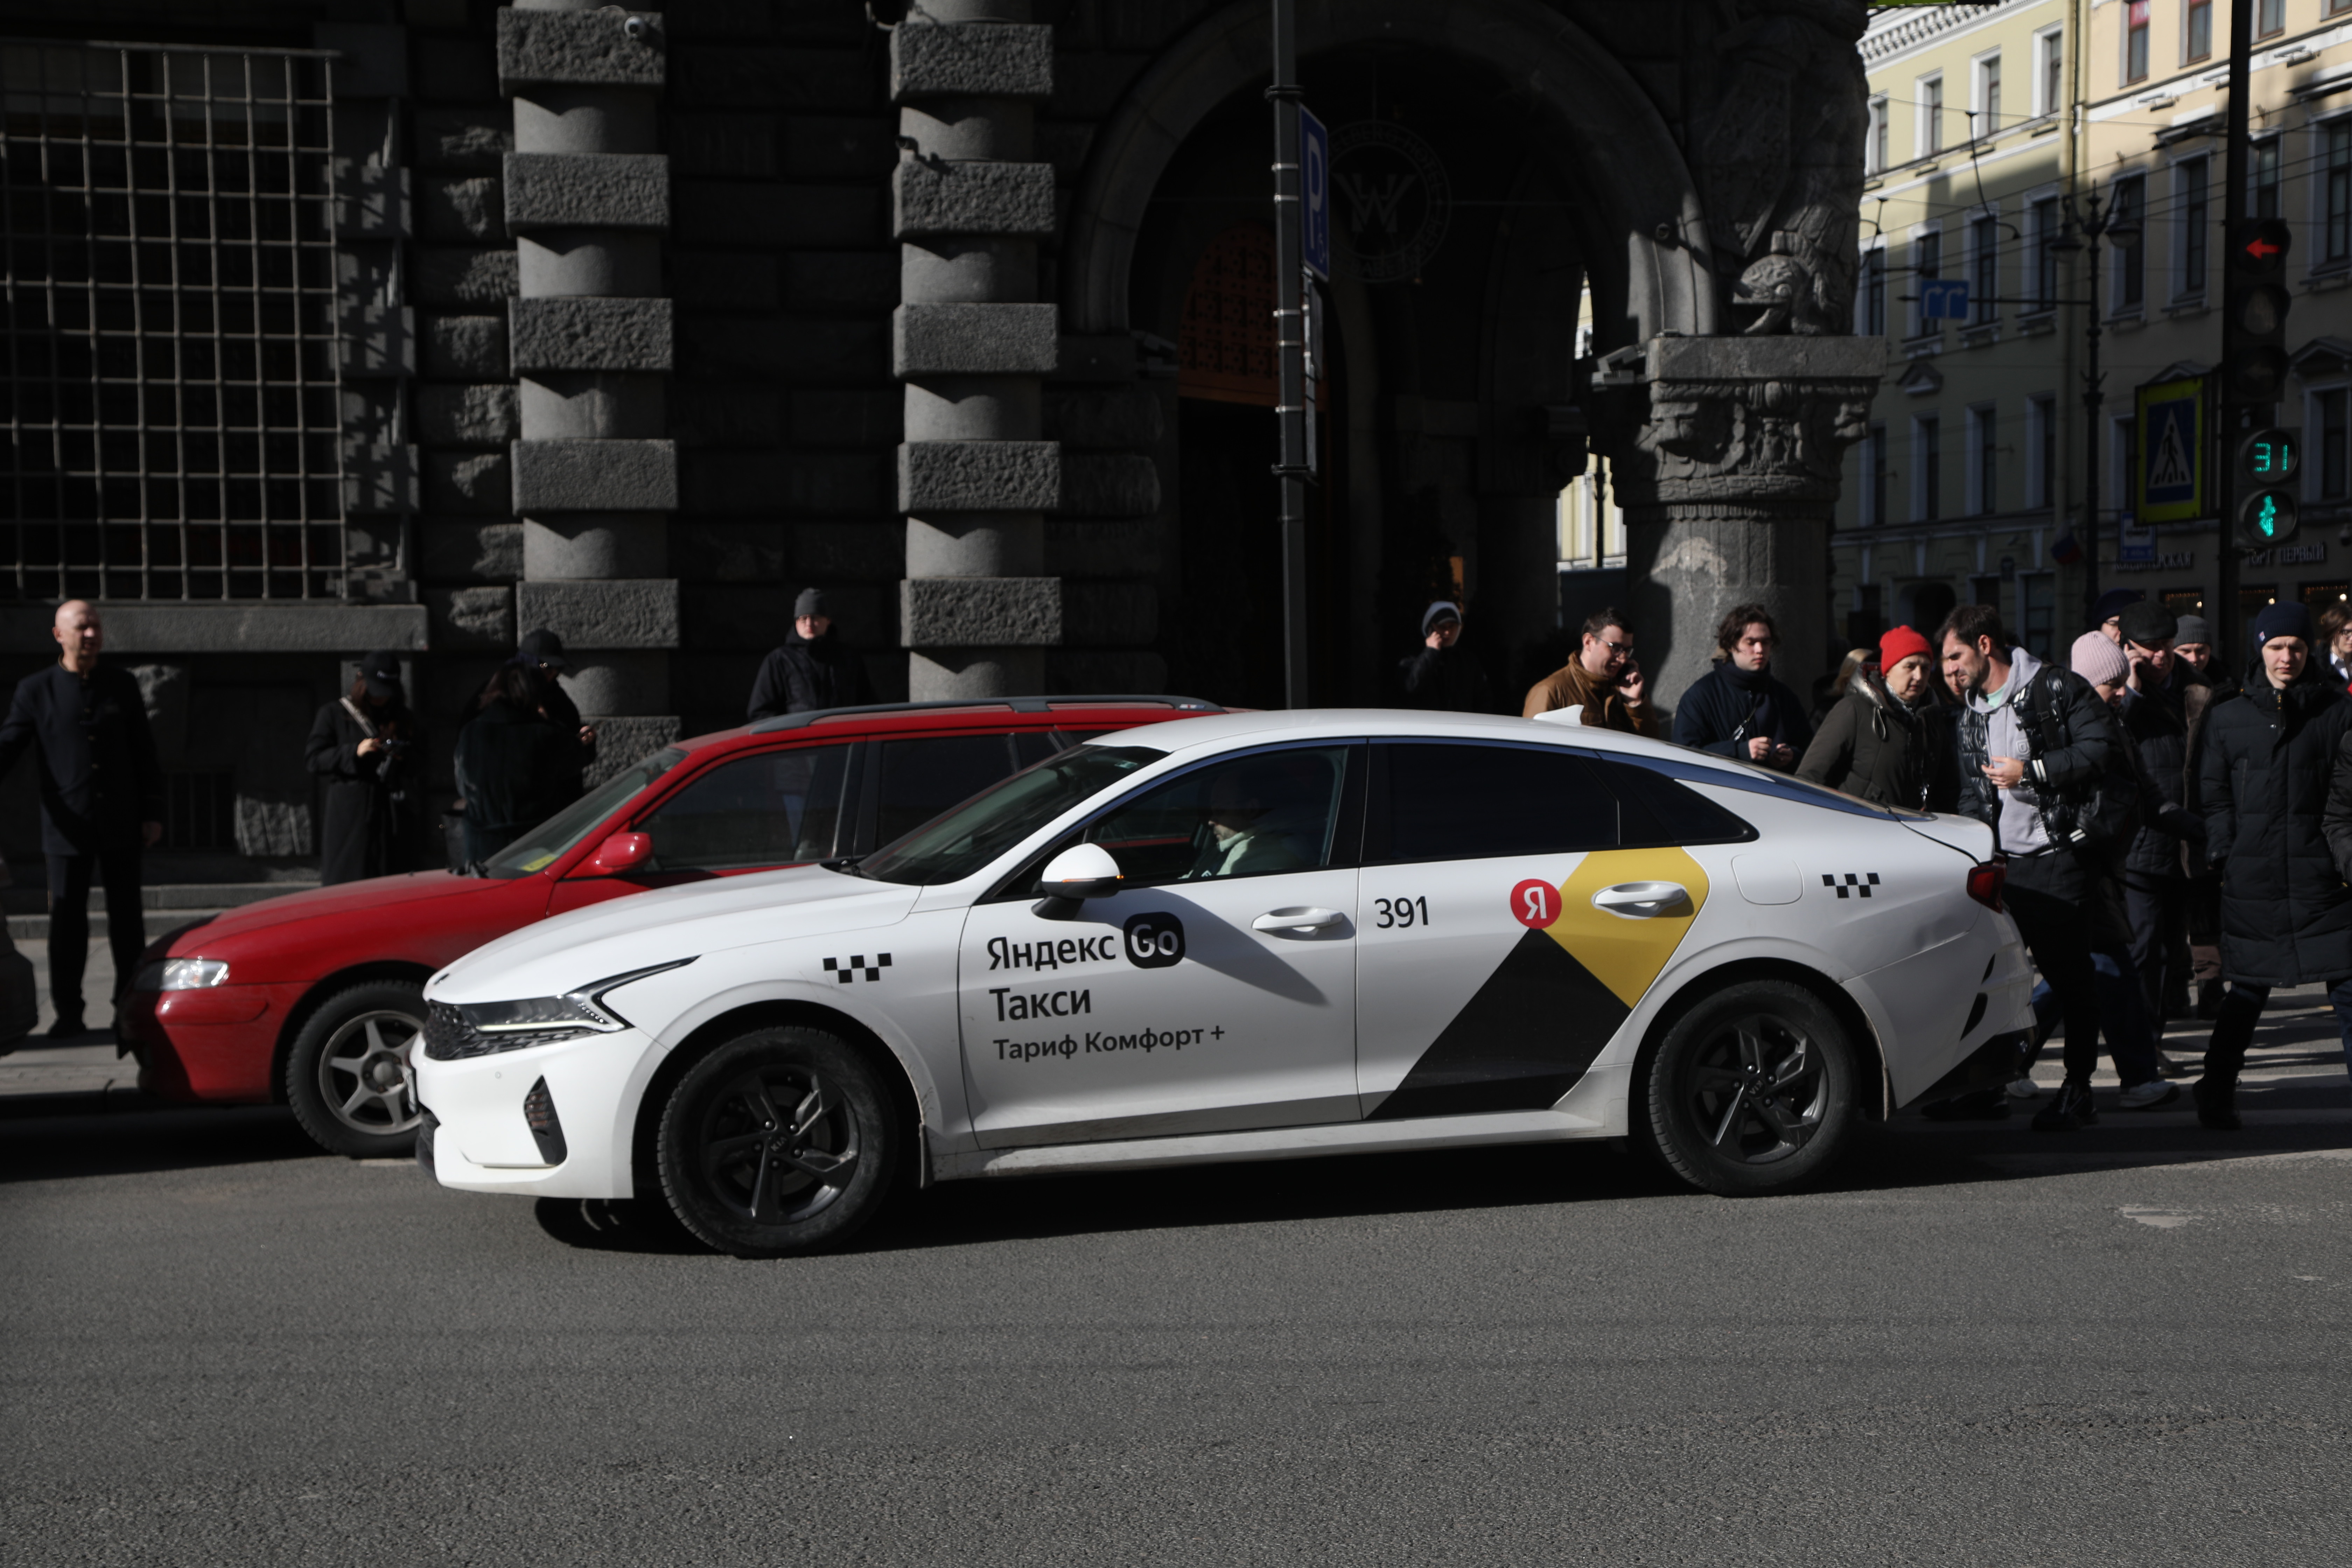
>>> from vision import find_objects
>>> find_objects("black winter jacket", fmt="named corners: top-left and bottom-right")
top-left (0, 663), bottom-right (166, 855)
top-left (305, 699), bottom-right (420, 886)
top-left (1396, 643), bottom-right (1496, 714)
top-left (748, 630), bottom-right (874, 720)
top-left (1949, 654), bottom-right (2121, 842)
top-left (2201, 671), bottom-right (2352, 987)
top-left (1671, 660), bottom-right (1814, 764)
top-left (454, 699), bottom-right (586, 865)
top-left (2119, 667), bottom-right (2212, 882)
top-left (1794, 671), bottom-right (1957, 810)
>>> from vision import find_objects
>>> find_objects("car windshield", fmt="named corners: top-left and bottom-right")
top-left (480, 748), bottom-right (688, 878)
top-left (859, 744), bottom-right (1165, 887)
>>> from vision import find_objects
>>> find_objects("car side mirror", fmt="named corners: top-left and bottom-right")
top-left (1032, 842), bottom-right (1122, 920)
top-left (583, 831), bottom-right (653, 877)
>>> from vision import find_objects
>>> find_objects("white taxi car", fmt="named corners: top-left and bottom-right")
top-left (414, 710), bottom-right (2032, 1256)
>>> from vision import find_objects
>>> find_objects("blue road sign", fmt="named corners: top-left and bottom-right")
top-left (1300, 106), bottom-right (1330, 281)
top-left (1919, 278), bottom-right (1969, 319)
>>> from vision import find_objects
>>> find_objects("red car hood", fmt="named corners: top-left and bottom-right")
top-left (174, 871), bottom-right (512, 944)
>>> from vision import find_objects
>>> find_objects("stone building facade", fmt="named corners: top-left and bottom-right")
top-left (0, 0), bottom-right (1877, 880)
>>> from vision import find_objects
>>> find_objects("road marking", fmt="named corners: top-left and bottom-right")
top-left (2120, 1206), bottom-right (2193, 1228)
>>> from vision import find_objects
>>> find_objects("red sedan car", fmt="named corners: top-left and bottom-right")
top-left (121, 697), bottom-right (1216, 1157)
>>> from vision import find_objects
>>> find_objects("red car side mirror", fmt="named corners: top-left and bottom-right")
top-left (583, 832), bottom-right (653, 877)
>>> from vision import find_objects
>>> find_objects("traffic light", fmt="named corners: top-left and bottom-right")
top-left (2235, 427), bottom-right (2302, 547)
top-left (2224, 219), bottom-right (2293, 403)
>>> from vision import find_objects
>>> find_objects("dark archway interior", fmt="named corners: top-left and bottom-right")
top-left (1130, 46), bottom-right (1592, 712)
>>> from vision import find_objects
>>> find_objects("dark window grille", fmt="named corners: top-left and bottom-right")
top-left (2252, 138), bottom-right (2282, 220)
top-left (2180, 156), bottom-right (2208, 295)
top-left (2330, 124), bottom-right (2352, 265)
top-left (1863, 249), bottom-right (1885, 336)
top-left (164, 768), bottom-right (235, 849)
top-left (2319, 388), bottom-right (2348, 500)
top-left (2113, 175), bottom-right (2145, 308)
top-left (1972, 406), bottom-right (1997, 516)
top-left (1971, 216), bottom-right (1997, 323)
top-left (2032, 197), bottom-right (2060, 309)
top-left (1917, 415), bottom-right (1941, 522)
top-left (1, 39), bottom-right (344, 604)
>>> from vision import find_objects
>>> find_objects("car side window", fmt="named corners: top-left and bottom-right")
top-left (875, 734), bottom-right (1028, 848)
top-left (1597, 760), bottom-right (1756, 846)
top-left (1368, 742), bottom-right (1617, 863)
top-left (1078, 745), bottom-right (1354, 886)
top-left (636, 743), bottom-right (853, 872)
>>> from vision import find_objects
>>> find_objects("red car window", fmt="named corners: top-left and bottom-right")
top-left (637, 742), bottom-right (855, 871)
top-left (873, 732), bottom-right (1029, 849)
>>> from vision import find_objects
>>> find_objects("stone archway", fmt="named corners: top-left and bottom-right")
top-left (1062, 0), bottom-right (1718, 352)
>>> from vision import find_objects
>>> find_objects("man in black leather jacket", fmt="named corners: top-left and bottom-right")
top-left (748, 588), bottom-right (875, 720)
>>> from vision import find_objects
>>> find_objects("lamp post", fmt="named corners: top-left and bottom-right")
top-left (2050, 191), bottom-right (2141, 626)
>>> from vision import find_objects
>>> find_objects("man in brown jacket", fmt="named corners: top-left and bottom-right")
top-left (1522, 608), bottom-right (1657, 735)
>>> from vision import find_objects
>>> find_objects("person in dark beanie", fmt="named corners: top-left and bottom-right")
top-left (454, 664), bottom-right (583, 866)
top-left (513, 628), bottom-right (595, 806)
top-left (2200, 602), bottom-right (2352, 1128)
top-left (2115, 600), bottom-right (2213, 1043)
top-left (1396, 601), bottom-right (1495, 713)
top-left (305, 650), bottom-right (421, 887)
top-left (2090, 586), bottom-right (2143, 642)
top-left (749, 589), bottom-right (874, 720)
top-left (1672, 603), bottom-right (1813, 770)
top-left (1795, 624), bottom-right (1956, 810)
top-left (0, 601), bottom-right (164, 1037)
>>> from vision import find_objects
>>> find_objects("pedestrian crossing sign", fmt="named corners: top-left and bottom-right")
top-left (2136, 375), bottom-right (2207, 525)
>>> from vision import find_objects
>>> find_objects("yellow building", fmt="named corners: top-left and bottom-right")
top-left (1836, 0), bottom-right (2352, 664)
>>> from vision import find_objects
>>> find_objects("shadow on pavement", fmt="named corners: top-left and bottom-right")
top-left (0, 1104), bottom-right (325, 1185)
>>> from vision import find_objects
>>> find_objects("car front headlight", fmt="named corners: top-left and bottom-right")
top-left (133, 958), bottom-right (230, 992)
top-left (426, 958), bottom-right (695, 1060)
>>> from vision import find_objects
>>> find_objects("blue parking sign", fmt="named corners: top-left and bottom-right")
top-left (1300, 106), bottom-right (1330, 281)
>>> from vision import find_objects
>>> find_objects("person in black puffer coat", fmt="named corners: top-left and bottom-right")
top-left (2114, 602), bottom-right (2214, 1037)
top-left (2195, 601), bottom-right (2352, 1129)
top-left (748, 588), bottom-right (875, 720)
top-left (1672, 602), bottom-right (1813, 770)
top-left (1795, 624), bottom-right (1956, 810)
top-left (454, 664), bottom-right (587, 866)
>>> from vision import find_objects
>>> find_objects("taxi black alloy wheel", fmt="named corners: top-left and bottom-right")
top-left (285, 980), bottom-right (428, 1160)
top-left (657, 1028), bottom-right (898, 1259)
top-left (1646, 979), bottom-right (1854, 1196)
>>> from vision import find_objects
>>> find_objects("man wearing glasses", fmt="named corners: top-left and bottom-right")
top-left (1522, 608), bottom-right (1656, 735)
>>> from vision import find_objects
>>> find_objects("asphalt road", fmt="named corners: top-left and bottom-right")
top-left (5, 1017), bottom-right (2350, 1566)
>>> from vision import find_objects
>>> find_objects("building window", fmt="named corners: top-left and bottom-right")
top-left (2186, 0), bottom-right (2213, 61)
top-left (2113, 174), bottom-right (2145, 309)
top-left (2253, 138), bottom-right (2282, 219)
top-left (0, 41), bottom-right (346, 603)
top-left (1861, 422), bottom-right (1889, 526)
top-left (2178, 156), bottom-right (2209, 296)
top-left (1920, 75), bottom-right (1945, 157)
top-left (2126, 0), bottom-right (2151, 84)
top-left (2027, 394), bottom-right (2056, 509)
top-left (1861, 247), bottom-right (1887, 337)
top-left (1914, 415), bottom-right (1941, 523)
top-left (2022, 574), bottom-right (2056, 662)
top-left (2317, 388), bottom-right (2350, 500)
top-left (2259, 0), bottom-right (2286, 38)
top-left (2031, 196), bottom-right (2061, 309)
top-left (2037, 29), bottom-right (2064, 118)
top-left (2335, 0), bottom-right (2352, 16)
top-left (1868, 98), bottom-right (1889, 173)
top-left (2329, 123), bottom-right (2352, 265)
top-left (1971, 215), bottom-right (1999, 324)
top-left (1968, 405), bottom-right (1998, 516)
top-left (1909, 228), bottom-right (1943, 338)
top-left (1976, 52), bottom-right (2003, 136)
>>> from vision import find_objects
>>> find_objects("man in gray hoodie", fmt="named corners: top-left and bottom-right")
top-left (1939, 604), bottom-right (2122, 1130)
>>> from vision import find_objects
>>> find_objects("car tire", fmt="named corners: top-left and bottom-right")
top-left (1645, 979), bottom-right (1855, 1197)
top-left (285, 980), bottom-right (428, 1159)
top-left (657, 1027), bottom-right (899, 1259)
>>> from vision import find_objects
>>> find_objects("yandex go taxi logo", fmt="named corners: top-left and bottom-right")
top-left (1510, 880), bottom-right (1562, 929)
top-left (1123, 912), bottom-right (1186, 968)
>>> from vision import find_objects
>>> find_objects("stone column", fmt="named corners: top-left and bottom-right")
top-left (1600, 336), bottom-right (1885, 707)
top-left (496, 3), bottom-right (678, 767)
top-left (892, 2), bottom-right (1061, 699)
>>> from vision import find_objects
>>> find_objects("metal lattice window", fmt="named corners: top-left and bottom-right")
top-left (1, 39), bottom-right (344, 603)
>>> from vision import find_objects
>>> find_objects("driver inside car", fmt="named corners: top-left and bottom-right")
top-left (1185, 767), bottom-right (1304, 880)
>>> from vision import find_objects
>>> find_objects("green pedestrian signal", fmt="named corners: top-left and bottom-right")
top-left (2236, 427), bottom-right (2301, 488)
top-left (2236, 487), bottom-right (2301, 548)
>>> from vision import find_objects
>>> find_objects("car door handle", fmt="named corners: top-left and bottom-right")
top-left (1590, 881), bottom-right (1690, 919)
top-left (1253, 906), bottom-right (1345, 936)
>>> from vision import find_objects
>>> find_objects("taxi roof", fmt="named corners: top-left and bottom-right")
top-left (1107, 706), bottom-right (1726, 767)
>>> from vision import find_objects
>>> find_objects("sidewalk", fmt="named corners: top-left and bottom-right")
top-left (0, 938), bottom-right (167, 1117)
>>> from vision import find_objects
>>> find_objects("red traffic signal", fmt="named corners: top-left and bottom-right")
top-left (2233, 218), bottom-right (2292, 278)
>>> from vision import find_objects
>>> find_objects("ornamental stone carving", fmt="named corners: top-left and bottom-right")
top-left (1605, 336), bottom-right (1885, 521)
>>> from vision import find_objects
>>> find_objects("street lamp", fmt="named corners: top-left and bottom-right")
top-left (2049, 190), bottom-right (2141, 625)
